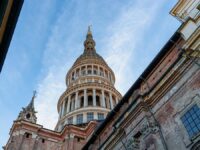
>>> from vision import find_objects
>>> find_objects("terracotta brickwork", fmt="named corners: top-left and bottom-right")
top-left (83, 1), bottom-right (200, 149)
top-left (84, 33), bottom-right (200, 150)
top-left (4, 27), bottom-right (121, 150)
top-left (4, 120), bottom-right (98, 150)
top-left (4, 1), bottom-right (200, 149)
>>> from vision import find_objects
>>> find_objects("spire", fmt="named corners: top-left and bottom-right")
top-left (84, 25), bottom-right (96, 52)
top-left (87, 25), bottom-right (92, 35)
top-left (27, 90), bottom-right (36, 111)
top-left (17, 91), bottom-right (37, 123)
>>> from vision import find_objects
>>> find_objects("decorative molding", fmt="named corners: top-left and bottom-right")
top-left (140, 117), bottom-right (159, 138)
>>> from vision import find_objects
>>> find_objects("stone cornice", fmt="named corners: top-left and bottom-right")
top-left (146, 58), bottom-right (193, 107)
top-left (57, 107), bottom-right (110, 125)
top-left (96, 56), bottom-right (197, 149)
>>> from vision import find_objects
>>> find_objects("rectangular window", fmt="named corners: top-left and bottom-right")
top-left (87, 112), bottom-right (94, 122)
top-left (98, 113), bottom-right (104, 120)
top-left (181, 104), bottom-right (200, 138)
top-left (76, 114), bottom-right (83, 124)
top-left (68, 117), bottom-right (73, 124)
top-left (0, 0), bottom-right (8, 26)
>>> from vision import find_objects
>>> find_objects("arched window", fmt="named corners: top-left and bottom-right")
top-left (96, 96), bottom-right (100, 106)
top-left (93, 69), bottom-right (97, 75)
top-left (112, 98), bottom-right (116, 107)
top-left (70, 101), bottom-right (72, 111)
top-left (25, 132), bottom-right (32, 138)
top-left (81, 67), bottom-right (86, 76)
top-left (88, 96), bottom-right (93, 106)
top-left (80, 97), bottom-right (84, 107)
top-left (64, 99), bottom-right (68, 115)
top-left (100, 68), bottom-right (104, 76)
top-left (88, 69), bottom-right (92, 75)
top-left (105, 97), bottom-right (110, 109)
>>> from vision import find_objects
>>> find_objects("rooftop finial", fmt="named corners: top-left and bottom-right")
top-left (84, 25), bottom-right (96, 52)
top-left (87, 25), bottom-right (92, 35)
top-left (33, 90), bottom-right (37, 99)
top-left (27, 90), bottom-right (36, 110)
top-left (17, 91), bottom-right (37, 123)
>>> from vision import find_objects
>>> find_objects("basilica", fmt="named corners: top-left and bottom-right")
top-left (4, 0), bottom-right (200, 150)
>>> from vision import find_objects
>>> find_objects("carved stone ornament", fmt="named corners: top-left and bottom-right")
top-left (140, 117), bottom-right (159, 137)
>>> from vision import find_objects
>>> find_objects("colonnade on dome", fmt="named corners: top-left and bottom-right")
top-left (55, 27), bottom-right (122, 131)
top-left (59, 88), bottom-right (119, 117)
top-left (66, 63), bottom-right (115, 86)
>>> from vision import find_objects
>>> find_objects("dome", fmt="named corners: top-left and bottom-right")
top-left (73, 49), bottom-right (108, 67)
top-left (55, 27), bottom-right (122, 132)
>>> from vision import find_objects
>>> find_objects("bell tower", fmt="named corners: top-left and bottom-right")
top-left (17, 91), bottom-right (37, 123)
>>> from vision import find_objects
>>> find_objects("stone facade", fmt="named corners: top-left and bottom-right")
top-left (5, 119), bottom-right (98, 150)
top-left (4, 0), bottom-right (200, 150)
top-left (83, 1), bottom-right (200, 150)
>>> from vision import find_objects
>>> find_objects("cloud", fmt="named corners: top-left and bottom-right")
top-left (35, 1), bottom-right (83, 129)
top-left (35, 0), bottom-right (167, 130)
top-left (103, 0), bottom-right (167, 94)
top-left (35, 67), bottom-right (66, 129)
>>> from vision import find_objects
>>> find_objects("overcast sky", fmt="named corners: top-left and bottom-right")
top-left (0, 0), bottom-right (180, 146)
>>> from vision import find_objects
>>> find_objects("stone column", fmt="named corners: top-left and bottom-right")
top-left (86, 65), bottom-right (88, 75)
top-left (111, 74), bottom-right (113, 83)
top-left (98, 66), bottom-right (100, 75)
top-left (116, 96), bottom-right (119, 103)
top-left (67, 79), bottom-right (69, 85)
top-left (109, 92), bottom-right (113, 109)
top-left (70, 74), bottom-right (73, 81)
top-left (84, 89), bottom-right (88, 107)
top-left (83, 112), bottom-right (87, 123)
top-left (94, 112), bottom-right (98, 120)
top-left (93, 89), bottom-right (96, 106)
top-left (77, 97), bottom-right (80, 108)
top-left (59, 107), bottom-right (62, 119)
top-left (61, 100), bottom-right (65, 116)
top-left (108, 73), bottom-right (110, 82)
top-left (75, 91), bottom-right (78, 109)
top-left (67, 95), bottom-right (71, 113)
top-left (92, 65), bottom-right (94, 74)
top-left (101, 90), bottom-right (106, 107)
top-left (72, 99), bottom-right (75, 111)
top-left (79, 67), bottom-right (81, 76)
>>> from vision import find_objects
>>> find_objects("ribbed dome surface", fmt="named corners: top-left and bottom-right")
top-left (73, 50), bottom-right (108, 66)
